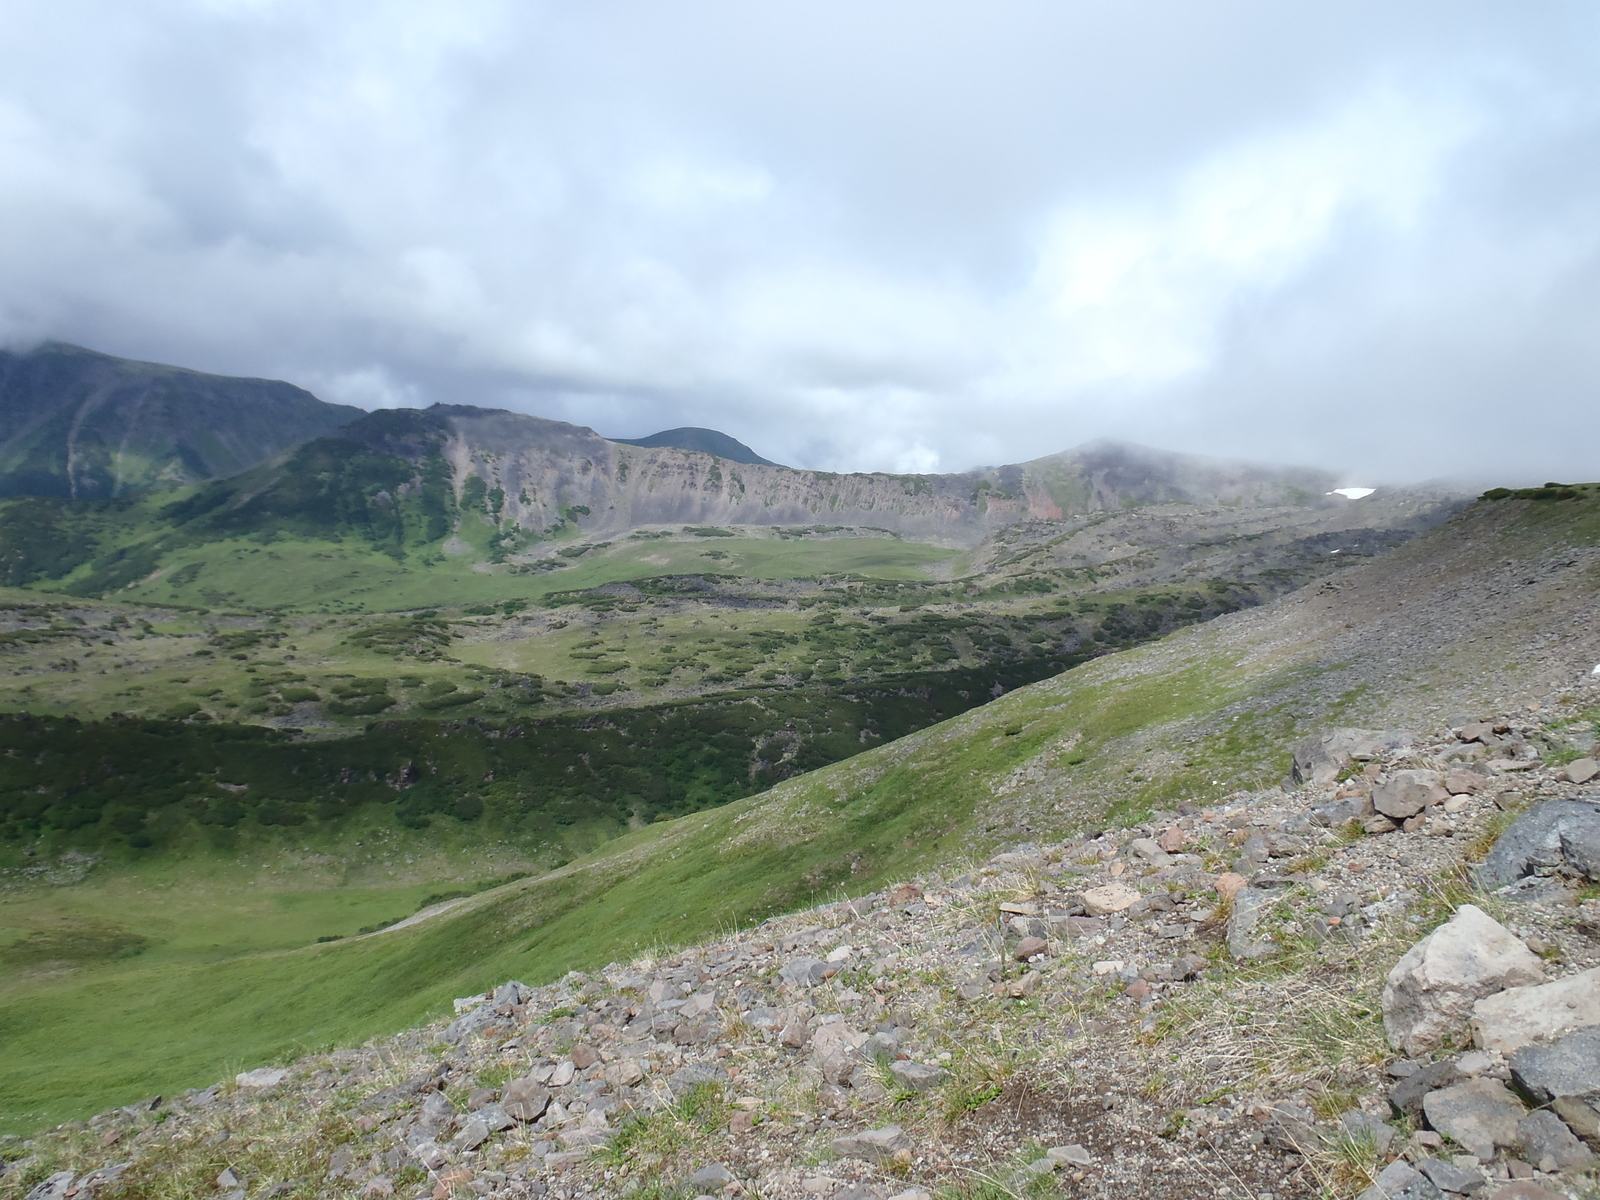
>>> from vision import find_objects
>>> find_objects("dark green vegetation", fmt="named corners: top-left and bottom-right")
top-left (0, 343), bottom-right (359, 500)
top-left (610, 425), bottom-right (778, 466)
top-left (0, 579), bottom-right (1274, 856)
top-left (1480, 481), bottom-right (1600, 502)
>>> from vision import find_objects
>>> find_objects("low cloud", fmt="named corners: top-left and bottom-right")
top-left (1, 2), bottom-right (1598, 483)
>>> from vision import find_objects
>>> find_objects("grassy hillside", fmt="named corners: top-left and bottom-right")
top-left (4, 485), bottom-right (1596, 1131)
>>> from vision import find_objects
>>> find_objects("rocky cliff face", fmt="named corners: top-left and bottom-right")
top-left (405, 406), bottom-right (1365, 547)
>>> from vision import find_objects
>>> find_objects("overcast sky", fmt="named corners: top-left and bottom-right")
top-left (2, 2), bottom-right (1599, 482)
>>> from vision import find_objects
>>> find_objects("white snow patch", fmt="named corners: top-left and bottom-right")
top-left (1328, 487), bottom-right (1376, 499)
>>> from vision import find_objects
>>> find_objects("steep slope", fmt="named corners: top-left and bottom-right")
top-left (611, 426), bottom-right (778, 466)
top-left (0, 342), bottom-right (362, 499)
top-left (2, 486), bottom-right (1595, 1132)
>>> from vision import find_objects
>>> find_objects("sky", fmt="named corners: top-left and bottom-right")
top-left (2, 2), bottom-right (1600, 483)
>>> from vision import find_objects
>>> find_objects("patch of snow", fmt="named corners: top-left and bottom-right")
top-left (1328, 487), bottom-right (1376, 500)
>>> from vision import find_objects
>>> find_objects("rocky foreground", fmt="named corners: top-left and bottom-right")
top-left (4, 686), bottom-right (1600, 1200)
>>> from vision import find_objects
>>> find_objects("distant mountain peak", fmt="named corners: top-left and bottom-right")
top-left (610, 426), bottom-right (778, 466)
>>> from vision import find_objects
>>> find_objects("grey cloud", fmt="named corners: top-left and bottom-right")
top-left (1, 1), bottom-right (1598, 482)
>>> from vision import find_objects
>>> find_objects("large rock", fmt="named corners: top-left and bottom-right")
top-left (1373, 770), bottom-right (1442, 820)
top-left (1382, 905), bottom-right (1545, 1054)
top-left (1422, 1078), bottom-right (1526, 1160)
top-left (1080, 883), bottom-right (1140, 916)
top-left (501, 1078), bottom-right (551, 1122)
top-left (1478, 800), bottom-right (1600, 888)
top-left (1472, 967), bottom-right (1600, 1054)
top-left (1291, 728), bottom-right (1392, 786)
top-left (830, 1125), bottom-right (911, 1163)
top-left (1509, 1025), bottom-right (1600, 1106)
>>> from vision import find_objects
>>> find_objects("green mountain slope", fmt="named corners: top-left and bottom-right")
top-left (0, 342), bottom-right (361, 500)
top-left (2, 484), bottom-right (1595, 1130)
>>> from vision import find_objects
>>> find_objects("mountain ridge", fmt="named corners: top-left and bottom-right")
top-left (0, 342), bottom-right (363, 499)
top-left (235, 401), bottom-right (1438, 554)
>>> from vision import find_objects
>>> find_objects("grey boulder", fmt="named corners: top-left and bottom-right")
top-left (1478, 799), bottom-right (1600, 888)
top-left (1517, 1109), bottom-right (1596, 1173)
top-left (1421, 1078), bottom-right (1526, 1161)
top-left (1509, 1024), bottom-right (1600, 1106)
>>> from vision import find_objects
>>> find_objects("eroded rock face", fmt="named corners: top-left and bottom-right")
top-left (1382, 905), bottom-right (1545, 1055)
